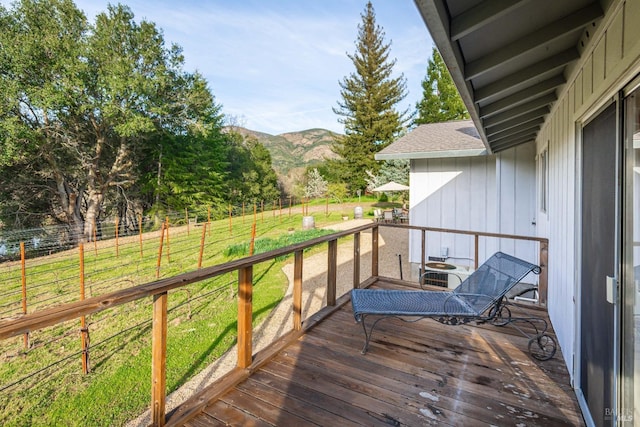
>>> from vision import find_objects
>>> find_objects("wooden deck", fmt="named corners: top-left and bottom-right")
top-left (173, 279), bottom-right (584, 426)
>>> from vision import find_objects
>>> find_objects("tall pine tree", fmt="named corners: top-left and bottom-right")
top-left (332, 1), bottom-right (408, 192)
top-left (415, 47), bottom-right (468, 124)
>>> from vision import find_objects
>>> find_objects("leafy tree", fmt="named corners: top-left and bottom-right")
top-left (0, 0), bottom-right (225, 240)
top-left (332, 1), bottom-right (409, 192)
top-left (415, 47), bottom-right (469, 124)
top-left (327, 183), bottom-right (348, 204)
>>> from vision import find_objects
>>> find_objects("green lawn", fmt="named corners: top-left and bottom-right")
top-left (0, 200), bottom-right (380, 426)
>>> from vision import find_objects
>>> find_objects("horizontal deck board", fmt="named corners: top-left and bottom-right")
top-left (306, 325), bottom-right (582, 425)
top-left (179, 279), bottom-right (584, 426)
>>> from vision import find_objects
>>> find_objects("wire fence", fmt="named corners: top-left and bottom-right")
top-left (0, 196), bottom-right (374, 421)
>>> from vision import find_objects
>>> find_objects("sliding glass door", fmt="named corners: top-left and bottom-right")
top-left (623, 81), bottom-right (640, 426)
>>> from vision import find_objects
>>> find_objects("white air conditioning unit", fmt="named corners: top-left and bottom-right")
top-left (421, 262), bottom-right (474, 289)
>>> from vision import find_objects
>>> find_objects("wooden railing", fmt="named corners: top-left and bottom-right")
top-left (405, 224), bottom-right (549, 305)
top-left (0, 223), bottom-right (547, 426)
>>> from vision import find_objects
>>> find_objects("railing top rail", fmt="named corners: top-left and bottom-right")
top-left (0, 223), bottom-right (374, 340)
top-left (381, 223), bottom-right (548, 244)
top-left (0, 222), bottom-right (546, 340)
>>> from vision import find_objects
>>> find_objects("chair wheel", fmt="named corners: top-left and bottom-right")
top-left (489, 305), bottom-right (511, 326)
top-left (528, 334), bottom-right (557, 360)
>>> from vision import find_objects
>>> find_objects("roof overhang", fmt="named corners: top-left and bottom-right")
top-left (375, 148), bottom-right (486, 160)
top-left (413, 0), bottom-right (605, 153)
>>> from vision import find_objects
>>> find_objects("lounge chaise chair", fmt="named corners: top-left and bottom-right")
top-left (351, 252), bottom-right (557, 360)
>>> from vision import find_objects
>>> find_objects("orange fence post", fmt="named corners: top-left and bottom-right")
top-left (139, 214), bottom-right (143, 258)
top-left (79, 243), bottom-right (90, 374)
top-left (20, 242), bottom-right (28, 349)
top-left (156, 222), bottom-right (165, 279)
top-left (185, 208), bottom-right (190, 236)
top-left (198, 222), bottom-right (207, 269)
top-left (165, 217), bottom-right (170, 263)
top-left (115, 217), bottom-right (119, 257)
top-left (249, 223), bottom-right (257, 256)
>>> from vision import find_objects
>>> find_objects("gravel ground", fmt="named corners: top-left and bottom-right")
top-left (126, 220), bottom-right (409, 427)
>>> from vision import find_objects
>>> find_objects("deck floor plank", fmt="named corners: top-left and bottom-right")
top-left (317, 311), bottom-right (578, 405)
top-left (237, 377), bottom-right (358, 427)
top-left (305, 325), bottom-right (582, 425)
top-left (201, 400), bottom-right (272, 426)
top-left (179, 279), bottom-right (585, 426)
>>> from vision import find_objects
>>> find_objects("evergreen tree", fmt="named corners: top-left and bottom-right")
top-left (332, 1), bottom-right (408, 192)
top-left (224, 132), bottom-right (280, 205)
top-left (415, 47), bottom-right (469, 124)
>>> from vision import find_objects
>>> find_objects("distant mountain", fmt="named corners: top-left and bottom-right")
top-left (227, 127), bottom-right (341, 175)
top-left (225, 127), bottom-right (342, 194)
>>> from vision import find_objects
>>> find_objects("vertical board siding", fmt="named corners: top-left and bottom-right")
top-left (624, 0), bottom-right (640, 56)
top-left (410, 156), bottom-right (494, 267)
top-left (594, 38), bottom-right (606, 89)
top-left (454, 157), bottom-right (471, 261)
top-left (583, 54), bottom-right (594, 101)
top-left (606, 9), bottom-right (624, 71)
top-left (537, 0), bottom-right (640, 377)
top-left (409, 149), bottom-right (536, 273)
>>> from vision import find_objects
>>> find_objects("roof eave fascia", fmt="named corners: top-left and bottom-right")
top-left (413, 0), bottom-right (492, 153)
top-left (375, 149), bottom-right (487, 161)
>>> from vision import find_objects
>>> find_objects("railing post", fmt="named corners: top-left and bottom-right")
top-left (237, 266), bottom-right (253, 368)
top-left (474, 234), bottom-right (479, 270)
top-left (371, 225), bottom-right (379, 277)
top-left (538, 240), bottom-right (548, 306)
top-left (420, 230), bottom-right (426, 277)
top-left (353, 232), bottom-right (361, 288)
top-left (327, 239), bottom-right (337, 306)
top-left (293, 250), bottom-right (303, 330)
top-left (151, 291), bottom-right (168, 427)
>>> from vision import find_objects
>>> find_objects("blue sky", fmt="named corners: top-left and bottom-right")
top-left (18, 0), bottom-right (435, 135)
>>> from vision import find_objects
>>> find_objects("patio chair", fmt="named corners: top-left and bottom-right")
top-left (351, 252), bottom-right (557, 360)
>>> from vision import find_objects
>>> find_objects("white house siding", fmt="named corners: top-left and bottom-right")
top-left (536, 0), bottom-right (640, 377)
top-left (408, 143), bottom-right (536, 276)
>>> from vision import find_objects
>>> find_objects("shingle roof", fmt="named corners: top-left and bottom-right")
top-left (375, 120), bottom-right (487, 160)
